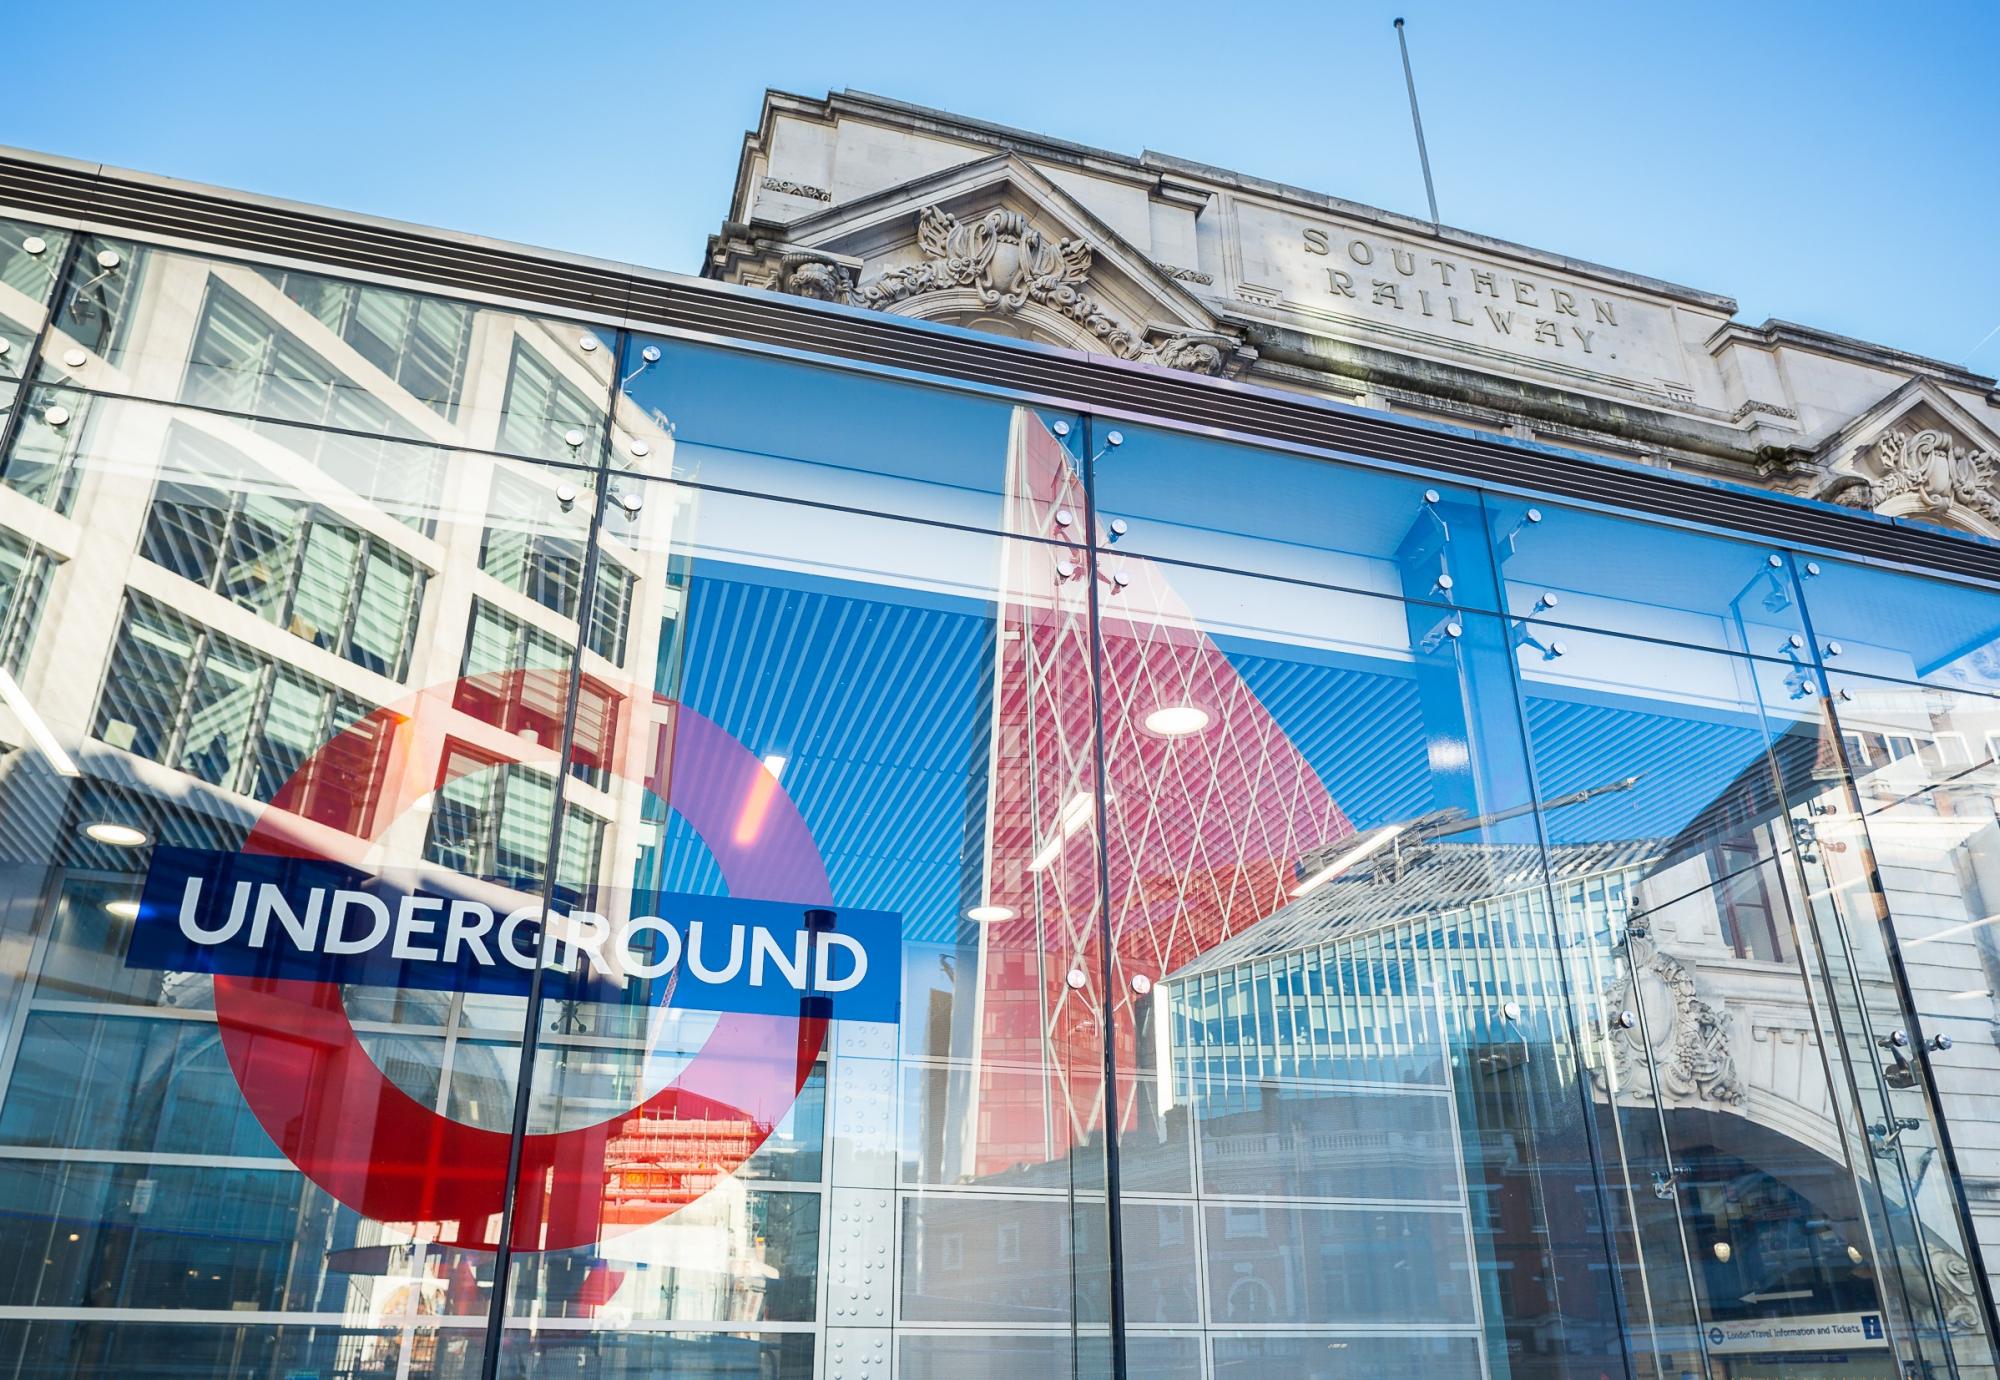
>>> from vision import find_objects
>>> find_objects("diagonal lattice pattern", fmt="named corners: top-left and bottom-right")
top-left (971, 415), bottom-right (1351, 1174)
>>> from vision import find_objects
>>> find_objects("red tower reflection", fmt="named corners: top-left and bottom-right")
top-left (972, 417), bottom-right (1353, 1177)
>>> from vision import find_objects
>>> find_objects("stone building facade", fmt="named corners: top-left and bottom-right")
top-left (709, 90), bottom-right (2000, 538)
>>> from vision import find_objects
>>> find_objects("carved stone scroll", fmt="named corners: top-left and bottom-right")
top-left (1595, 934), bottom-right (1744, 1106)
top-left (815, 206), bottom-right (1234, 375)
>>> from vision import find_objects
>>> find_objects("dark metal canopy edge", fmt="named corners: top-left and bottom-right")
top-left (1, 148), bottom-right (1993, 586)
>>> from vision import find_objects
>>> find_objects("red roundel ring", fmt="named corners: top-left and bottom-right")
top-left (211, 677), bottom-right (831, 1252)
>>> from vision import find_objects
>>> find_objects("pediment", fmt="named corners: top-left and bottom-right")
top-left (708, 153), bottom-right (1249, 376)
top-left (1806, 378), bottom-right (2000, 537)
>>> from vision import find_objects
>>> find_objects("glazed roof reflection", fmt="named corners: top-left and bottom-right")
top-left (1164, 834), bottom-right (1660, 985)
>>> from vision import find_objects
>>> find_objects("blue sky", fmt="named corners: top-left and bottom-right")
top-left (3, 0), bottom-right (1994, 369)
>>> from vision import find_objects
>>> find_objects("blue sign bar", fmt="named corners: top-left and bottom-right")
top-left (125, 846), bottom-right (902, 1023)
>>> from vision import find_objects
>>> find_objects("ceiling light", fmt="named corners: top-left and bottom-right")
top-left (1946, 989), bottom-right (1991, 1001)
top-left (966, 905), bottom-right (1016, 923)
top-left (1143, 704), bottom-right (1210, 738)
top-left (1291, 824), bottom-right (1405, 898)
top-left (83, 822), bottom-right (149, 848)
top-left (1027, 836), bottom-right (1066, 874)
top-left (1712, 1241), bottom-right (1733, 1264)
top-left (760, 754), bottom-right (788, 780)
top-left (0, 668), bottom-right (79, 777)
top-left (1029, 793), bottom-right (1097, 873)
top-left (104, 900), bottom-right (140, 921)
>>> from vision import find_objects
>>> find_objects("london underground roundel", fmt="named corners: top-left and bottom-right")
top-left (124, 672), bottom-right (898, 1253)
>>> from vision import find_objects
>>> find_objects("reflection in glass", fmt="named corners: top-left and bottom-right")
top-left (1485, 495), bottom-right (1805, 657)
top-left (0, 234), bottom-right (1990, 1379)
top-left (0, 338), bottom-right (624, 1374)
top-left (496, 405), bottom-right (1109, 1374)
top-left (1517, 627), bottom-right (1960, 1380)
top-left (1091, 422), bottom-right (1499, 609)
top-left (1094, 534), bottom-right (1620, 1380)
top-left (0, 219), bottom-right (70, 375)
top-left (1816, 671), bottom-right (2000, 1374)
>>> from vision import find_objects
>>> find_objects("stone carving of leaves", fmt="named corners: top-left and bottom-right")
top-left (839, 205), bottom-right (1236, 375)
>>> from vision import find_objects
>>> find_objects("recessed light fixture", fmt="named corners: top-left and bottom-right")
top-left (1143, 705), bottom-right (1211, 738)
top-left (0, 668), bottom-right (79, 777)
top-left (966, 904), bottom-right (1017, 923)
top-left (83, 822), bottom-right (149, 848)
top-left (1029, 793), bottom-right (1096, 873)
top-left (1946, 989), bottom-right (1992, 1001)
top-left (760, 754), bottom-right (788, 781)
top-left (104, 900), bottom-right (140, 921)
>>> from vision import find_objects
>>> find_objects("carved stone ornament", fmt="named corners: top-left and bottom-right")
top-left (809, 205), bottom-right (1230, 375)
top-left (779, 252), bottom-right (854, 303)
top-left (1594, 934), bottom-right (1744, 1106)
top-left (1928, 1243), bottom-right (1983, 1335)
top-left (761, 176), bottom-right (831, 203)
top-left (1730, 399), bottom-right (1799, 424)
top-left (1814, 424), bottom-right (2000, 525)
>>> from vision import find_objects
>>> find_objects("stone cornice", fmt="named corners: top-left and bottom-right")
top-left (1708, 318), bottom-right (1998, 397)
top-left (4, 140), bottom-right (1996, 585)
top-left (822, 89), bottom-right (1165, 193)
top-left (797, 88), bottom-right (1741, 316)
top-left (1238, 316), bottom-right (1771, 473)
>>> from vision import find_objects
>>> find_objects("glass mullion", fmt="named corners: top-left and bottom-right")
top-left (477, 329), bottom-right (624, 1379)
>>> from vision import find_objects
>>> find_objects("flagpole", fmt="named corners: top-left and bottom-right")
top-left (1394, 17), bottom-right (1441, 229)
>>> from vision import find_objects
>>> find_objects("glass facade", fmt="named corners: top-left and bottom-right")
top-left (0, 210), bottom-right (1994, 1380)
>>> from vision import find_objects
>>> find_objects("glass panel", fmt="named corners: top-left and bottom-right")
top-left (493, 397), bottom-right (1110, 1374)
top-left (350, 543), bottom-right (421, 678)
top-left (260, 264), bottom-right (473, 419)
top-left (0, 218), bottom-right (72, 376)
top-left (1515, 625), bottom-right (1955, 1380)
top-left (35, 236), bottom-right (610, 463)
top-left (4, 392), bottom-right (469, 692)
top-left (92, 595), bottom-right (198, 762)
top-left (1484, 496), bottom-right (1808, 657)
top-left (1089, 420), bottom-right (1499, 609)
top-left (0, 1321), bottom-right (436, 1378)
top-left (175, 633), bottom-right (262, 789)
top-left (1092, 481), bottom-right (1627, 1380)
top-left (289, 520), bottom-right (361, 650)
top-left (1817, 669), bottom-right (2000, 1377)
top-left (0, 526), bottom-right (55, 673)
top-left (1801, 556), bottom-right (2000, 695)
top-left (0, 355), bottom-right (610, 1375)
top-left (614, 335), bottom-right (1062, 529)
top-left (0, 383), bottom-right (91, 511)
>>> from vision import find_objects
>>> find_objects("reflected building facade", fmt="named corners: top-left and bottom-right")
top-left (0, 94), bottom-right (1996, 1380)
